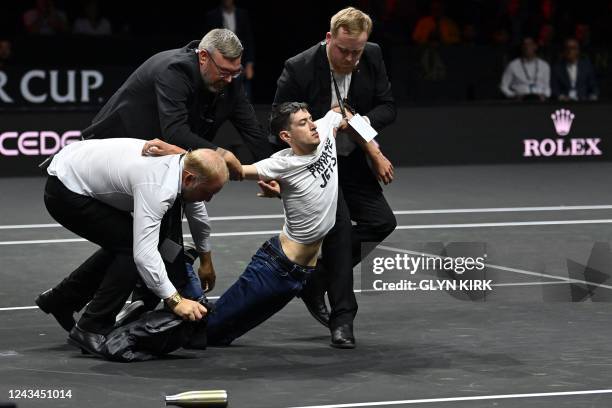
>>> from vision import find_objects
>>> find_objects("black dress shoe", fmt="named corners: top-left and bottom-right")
top-left (300, 285), bottom-right (330, 328)
top-left (330, 323), bottom-right (355, 349)
top-left (35, 289), bottom-right (75, 332)
top-left (67, 325), bottom-right (106, 358)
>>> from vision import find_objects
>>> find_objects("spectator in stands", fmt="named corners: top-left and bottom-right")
top-left (412, 0), bottom-right (460, 45)
top-left (205, 0), bottom-right (255, 99)
top-left (551, 38), bottom-right (598, 101)
top-left (73, 0), bottom-right (112, 36)
top-left (23, 0), bottom-right (69, 35)
top-left (0, 39), bottom-right (12, 69)
top-left (500, 36), bottom-right (550, 101)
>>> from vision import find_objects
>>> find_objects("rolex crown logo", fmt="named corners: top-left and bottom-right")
top-left (550, 109), bottom-right (575, 136)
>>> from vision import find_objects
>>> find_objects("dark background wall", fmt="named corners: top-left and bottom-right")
top-left (2, 102), bottom-right (610, 176)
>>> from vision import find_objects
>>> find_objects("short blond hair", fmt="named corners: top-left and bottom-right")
top-left (184, 149), bottom-right (229, 184)
top-left (330, 7), bottom-right (372, 37)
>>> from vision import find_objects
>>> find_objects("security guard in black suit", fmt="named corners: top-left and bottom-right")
top-left (273, 7), bottom-right (397, 348)
top-left (83, 28), bottom-right (272, 176)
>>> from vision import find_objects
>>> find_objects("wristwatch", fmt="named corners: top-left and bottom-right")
top-left (164, 292), bottom-right (183, 309)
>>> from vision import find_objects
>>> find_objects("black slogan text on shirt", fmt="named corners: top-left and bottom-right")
top-left (306, 138), bottom-right (337, 188)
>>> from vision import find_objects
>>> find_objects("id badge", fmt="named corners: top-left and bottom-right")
top-left (529, 83), bottom-right (535, 94)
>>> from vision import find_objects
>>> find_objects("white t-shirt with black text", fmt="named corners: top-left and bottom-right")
top-left (255, 110), bottom-right (343, 244)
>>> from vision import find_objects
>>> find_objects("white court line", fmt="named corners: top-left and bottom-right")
top-left (2, 205), bottom-right (612, 230)
top-left (0, 230), bottom-right (283, 246)
top-left (3, 219), bottom-right (612, 246)
top-left (286, 389), bottom-right (612, 408)
top-left (377, 245), bottom-right (612, 291)
top-left (394, 204), bottom-right (612, 215)
top-left (396, 219), bottom-right (612, 230)
top-left (492, 281), bottom-right (571, 287)
top-left (353, 281), bottom-right (568, 293)
top-left (0, 214), bottom-right (285, 230)
top-left (0, 296), bottom-right (221, 312)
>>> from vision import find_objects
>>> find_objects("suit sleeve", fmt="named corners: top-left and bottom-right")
top-left (500, 62), bottom-right (516, 98)
top-left (364, 44), bottom-right (397, 131)
top-left (550, 65), bottom-right (561, 98)
top-left (155, 65), bottom-right (218, 150)
top-left (585, 60), bottom-right (599, 98)
top-left (541, 62), bottom-right (551, 98)
top-left (229, 80), bottom-right (272, 161)
top-left (273, 60), bottom-right (302, 107)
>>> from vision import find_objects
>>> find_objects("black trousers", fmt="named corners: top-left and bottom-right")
top-left (44, 176), bottom-right (184, 335)
top-left (318, 151), bottom-right (397, 327)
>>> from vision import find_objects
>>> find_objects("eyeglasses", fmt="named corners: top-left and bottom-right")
top-left (206, 50), bottom-right (243, 79)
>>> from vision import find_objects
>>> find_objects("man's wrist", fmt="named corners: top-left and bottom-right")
top-left (363, 141), bottom-right (380, 155)
top-left (164, 292), bottom-right (183, 309)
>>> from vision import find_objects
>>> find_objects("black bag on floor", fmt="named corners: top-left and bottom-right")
top-left (101, 309), bottom-right (202, 362)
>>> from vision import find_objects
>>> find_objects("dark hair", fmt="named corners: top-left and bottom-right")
top-left (269, 102), bottom-right (309, 144)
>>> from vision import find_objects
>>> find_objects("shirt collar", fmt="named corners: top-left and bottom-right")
top-left (178, 154), bottom-right (185, 194)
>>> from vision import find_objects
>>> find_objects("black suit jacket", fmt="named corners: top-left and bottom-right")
top-left (205, 7), bottom-right (255, 64)
top-left (84, 41), bottom-right (270, 160)
top-left (273, 41), bottom-right (396, 133)
top-left (551, 58), bottom-right (599, 101)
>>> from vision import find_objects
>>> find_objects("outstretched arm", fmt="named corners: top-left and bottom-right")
top-left (241, 164), bottom-right (261, 181)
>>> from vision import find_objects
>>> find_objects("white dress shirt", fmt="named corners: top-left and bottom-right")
top-left (47, 138), bottom-right (211, 299)
top-left (500, 57), bottom-right (551, 98)
top-left (566, 62), bottom-right (578, 100)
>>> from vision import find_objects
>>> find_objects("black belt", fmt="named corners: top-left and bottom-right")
top-left (261, 241), bottom-right (311, 282)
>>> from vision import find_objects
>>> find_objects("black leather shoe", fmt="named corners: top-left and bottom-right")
top-left (300, 285), bottom-right (330, 328)
top-left (330, 323), bottom-right (355, 349)
top-left (35, 289), bottom-right (75, 332)
top-left (67, 325), bottom-right (106, 358)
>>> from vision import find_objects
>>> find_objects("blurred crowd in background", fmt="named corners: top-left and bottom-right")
top-left (1, 0), bottom-right (611, 104)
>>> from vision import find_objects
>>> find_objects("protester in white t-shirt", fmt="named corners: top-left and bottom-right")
top-left (200, 102), bottom-right (353, 346)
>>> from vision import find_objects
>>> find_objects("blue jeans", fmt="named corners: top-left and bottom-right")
top-left (206, 236), bottom-right (314, 346)
top-left (174, 262), bottom-right (204, 301)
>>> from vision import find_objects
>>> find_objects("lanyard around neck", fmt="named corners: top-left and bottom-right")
top-left (331, 71), bottom-right (347, 118)
top-left (520, 58), bottom-right (539, 84)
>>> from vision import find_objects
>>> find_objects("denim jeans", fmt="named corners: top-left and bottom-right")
top-left (174, 262), bottom-right (204, 301)
top-left (206, 235), bottom-right (314, 346)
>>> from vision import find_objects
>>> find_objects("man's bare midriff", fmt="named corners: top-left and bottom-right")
top-left (279, 233), bottom-right (323, 267)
